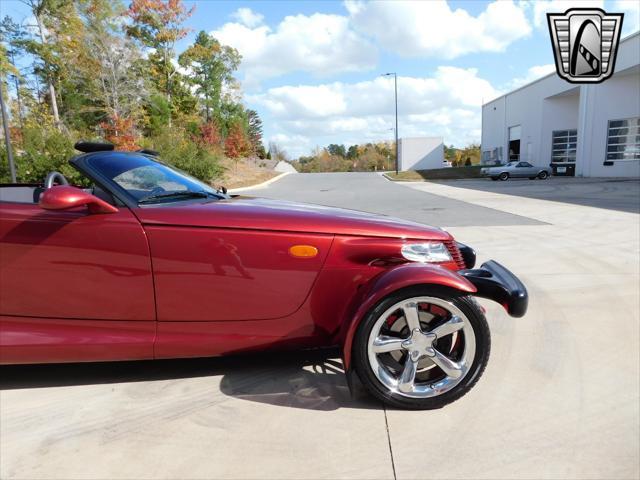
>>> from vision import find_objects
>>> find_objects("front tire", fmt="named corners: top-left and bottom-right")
top-left (353, 286), bottom-right (490, 410)
top-left (499, 172), bottom-right (509, 181)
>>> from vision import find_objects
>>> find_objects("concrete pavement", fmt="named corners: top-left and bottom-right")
top-left (239, 172), bottom-right (545, 227)
top-left (1, 173), bottom-right (638, 479)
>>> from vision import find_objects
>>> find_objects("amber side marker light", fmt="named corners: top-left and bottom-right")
top-left (289, 245), bottom-right (318, 258)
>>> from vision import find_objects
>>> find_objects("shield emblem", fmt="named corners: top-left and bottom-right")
top-left (547, 8), bottom-right (624, 84)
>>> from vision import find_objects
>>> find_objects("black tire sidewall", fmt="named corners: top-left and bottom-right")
top-left (499, 172), bottom-right (509, 181)
top-left (539, 171), bottom-right (548, 179)
top-left (352, 286), bottom-right (491, 410)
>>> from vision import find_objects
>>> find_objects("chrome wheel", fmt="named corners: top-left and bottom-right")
top-left (366, 296), bottom-right (476, 399)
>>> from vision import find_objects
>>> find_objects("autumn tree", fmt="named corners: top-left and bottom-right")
top-left (224, 120), bottom-right (250, 159)
top-left (100, 114), bottom-right (139, 150)
top-left (17, 0), bottom-right (84, 129)
top-left (197, 121), bottom-right (221, 148)
top-left (79, 1), bottom-right (146, 121)
top-left (178, 31), bottom-right (240, 122)
top-left (126, 0), bottom-right (194, 117)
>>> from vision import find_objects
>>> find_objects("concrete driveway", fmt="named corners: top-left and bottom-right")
top-left (2, 174), bottom-right (639, 479)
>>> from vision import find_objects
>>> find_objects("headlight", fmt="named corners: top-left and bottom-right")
top-left (401, 242), bottom-right (452, 263)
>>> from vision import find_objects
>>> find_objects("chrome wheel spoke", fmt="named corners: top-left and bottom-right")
top-left (402, 302), bottom-right (422, 331)
top-left (398, 354), bottom-right (418, 393)
top-left (431, 349), bottom-right (463, 379)
top-left (372, 335), bottom-right (405, 354)
top-left (430, 315), bottom-right (464, 338)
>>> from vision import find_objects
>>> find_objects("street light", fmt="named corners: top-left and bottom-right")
top-left (382, 72), bottom-right (399, 174)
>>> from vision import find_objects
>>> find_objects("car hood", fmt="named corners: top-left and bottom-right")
top-left (134, 196), bottom-right (451, 240)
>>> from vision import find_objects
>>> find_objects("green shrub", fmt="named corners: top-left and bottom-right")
top-left (143, 126), bottom-right (223, 183)
top-left (0, 127), bottom-right (87, 185)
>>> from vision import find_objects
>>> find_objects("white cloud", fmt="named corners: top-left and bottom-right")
top-left (525, 0), bottom-right (604, 29)
top-left (211, 12), bottom-right (377, 86)
top-left (614, 0), bottom-right (640, 35)
top-left (346, 0), bottom-right (532, 58)
top-left (507, 63), bottom-right (556, 89)
top-left (230, 8), bottom-right (264, 28)
top-left (249, 67), bottom-right (499, 157)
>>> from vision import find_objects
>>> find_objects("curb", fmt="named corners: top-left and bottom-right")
top-left (228, 171), bottom-right (292, 193)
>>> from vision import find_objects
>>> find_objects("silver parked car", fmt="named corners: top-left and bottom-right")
top-left (481, 161), bottom-right (552, 181)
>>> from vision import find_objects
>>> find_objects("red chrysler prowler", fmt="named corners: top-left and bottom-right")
top-left (0, 142), bottom-right (527, 409)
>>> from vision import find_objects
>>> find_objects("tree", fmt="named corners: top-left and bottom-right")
top-left (268, 142), bottom-right (289, 162)
top-left (100, 114), bottom-right (138, 150)
top-left (327, 143), bottom-right (346, 157)
top-left (145, 93), bottom-right (171, 134)
top-left (178, 31), bottom-right (240, 122)
top-left (1, 17), bottom-right (26, 130)
top-left (17, 0), bottom-right (82, 130)
top-left (78, 0), bottom-right (147, 135)
top-left (126, 0), bottom-right (194, 116)
top-left (197, 121), bottom-right (221, 148)
top-left (224, 120), bottom-right (249, 159)
top-left (246, 109), bottom-right (264, 157)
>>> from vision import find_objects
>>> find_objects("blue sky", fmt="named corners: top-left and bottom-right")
top-left (5, 0), bottom-right (639, 157)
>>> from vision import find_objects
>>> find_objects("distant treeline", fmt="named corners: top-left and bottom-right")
top-left (294, 142), bottom-right (396, 173)
top-left (292, 142), bottom-right (481, 172)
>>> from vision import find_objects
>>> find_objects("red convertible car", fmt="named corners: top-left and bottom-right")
top-left (0, 142), bottom-right (527, 409)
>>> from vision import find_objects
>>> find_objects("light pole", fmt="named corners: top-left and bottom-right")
top-left (382, 72), bottom-right (399, 174)
top-left (0, 80), bottom-right (17, 183)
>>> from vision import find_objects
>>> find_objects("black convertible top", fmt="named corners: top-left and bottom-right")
top-left (74, 141), bottom-right (115, 153)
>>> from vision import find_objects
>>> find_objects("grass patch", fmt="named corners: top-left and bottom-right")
top-left (386, 165), bottom-right (484, 181)
top-left (218, 157), bottom-right (280, 189)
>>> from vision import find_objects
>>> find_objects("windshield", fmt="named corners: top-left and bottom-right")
top-left (87, 153), bottom-right (221, 204)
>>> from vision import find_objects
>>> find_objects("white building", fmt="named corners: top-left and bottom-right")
top-left (482, 32), bottom-right (640, 177)
top-left (399, 137), bottom-right (445, 171)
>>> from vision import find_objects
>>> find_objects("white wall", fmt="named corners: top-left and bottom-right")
top-left (482, 74), bottom-right (575, 167)
top-left (541, 89), bottom-right (580, 166)
top-left (399, 137), bottom-right (444, 171)
top-left (481, 97), bottom-right (506, 163)
top-left (579, 68), bottom-right (640, 177)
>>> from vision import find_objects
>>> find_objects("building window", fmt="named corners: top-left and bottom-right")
top-left (551, 129), bottom-right (577, 164)
top-left (607, 118), bottom-right (640, 161)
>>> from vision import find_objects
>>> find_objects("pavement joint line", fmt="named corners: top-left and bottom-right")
top-left (383, 404), bottom-right (397, 480)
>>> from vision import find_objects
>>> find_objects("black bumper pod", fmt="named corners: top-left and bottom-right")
top-left (459, 260), bottom-right (528, 318)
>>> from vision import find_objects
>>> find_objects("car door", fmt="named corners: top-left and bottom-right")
top-left (142, 223), bottom-right (333, 322)
top-left (0, 201), bottom-right (156, 364)
top-left (514, 162), bottom-right (531, 177)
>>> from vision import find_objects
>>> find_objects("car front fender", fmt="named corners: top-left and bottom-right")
top-left (340, 262), bottom-right (477, 371)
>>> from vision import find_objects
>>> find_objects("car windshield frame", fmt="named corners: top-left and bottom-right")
top-left (71, 152), bottom-right (225, 208)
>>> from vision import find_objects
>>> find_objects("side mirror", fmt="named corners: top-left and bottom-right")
top-left (39, 185), bottom-right (118, 214)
